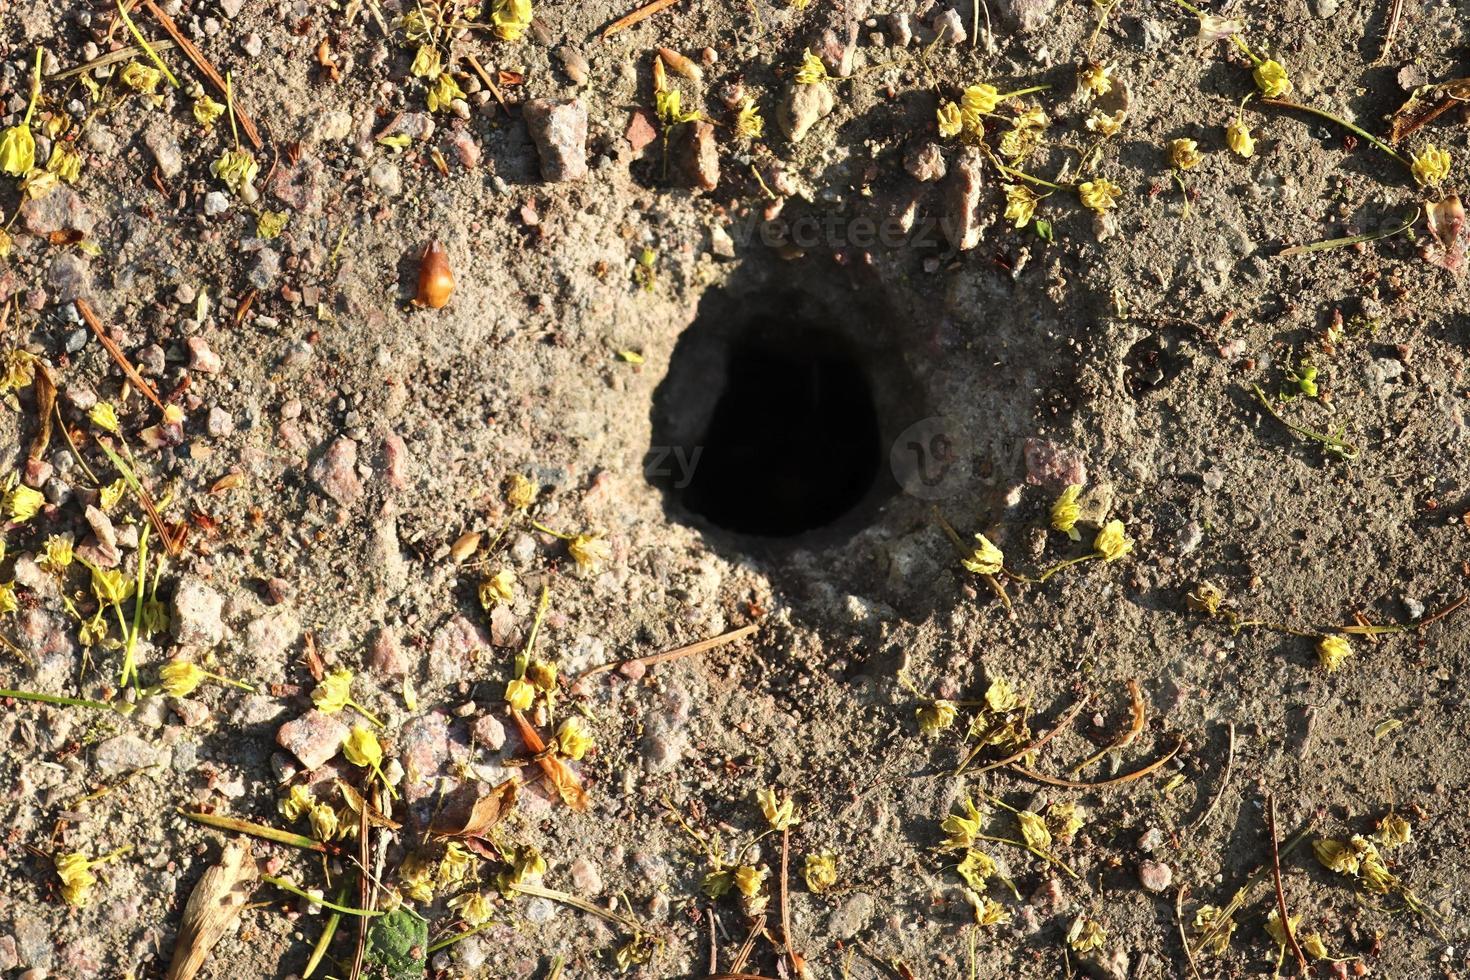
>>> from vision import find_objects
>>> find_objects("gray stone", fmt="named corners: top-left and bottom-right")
top-left (473, 714), bottom-right (506, 751)
top-left (93, 733), bottom-right (162, 775)
top-left (829, 893), bottom-right (874, 939)
top-left (569, 856), bottom-right (604, 895)
top-left (524, 98), bottom-right (589, 183)
top-left (248, 249), bottom-right (281, 290)
top-left (245, 607), bottom-right (299, 660)
top-left (367, 160), bottom-right (402, 196)
top-left (46, 253), bottom-right (91, 304)
top-left (172, 575), bottom-right (225, 647)
top-left (143, 127), bottom-right (184, 178)
top-left (1000, 0), bottom-right (1057, 31)
top-left (206, 406), bottom-right (235, 436)
top-left (203, 191), bottom-right (230, 216)
top-left (888, 12), bottom-right (915, 46)
top-left (931, 7), bottom-right (967, 43)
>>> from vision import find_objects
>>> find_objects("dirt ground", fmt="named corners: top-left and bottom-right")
top-left (0, 0), bottom-right (1468, 977)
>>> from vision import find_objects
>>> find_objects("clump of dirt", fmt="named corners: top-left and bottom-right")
top-left (0, 0), bottom-right (1468, 977)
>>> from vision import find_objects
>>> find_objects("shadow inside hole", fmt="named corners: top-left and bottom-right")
top-left (648, 284), bottom-right (923, 548)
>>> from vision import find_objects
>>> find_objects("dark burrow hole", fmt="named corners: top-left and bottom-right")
top-left (649, 288), bottom-right (919, 545)
top-left (679, 320), bottom-right (882, 537)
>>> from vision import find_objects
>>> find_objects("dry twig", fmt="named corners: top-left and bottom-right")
top-left (1190, 721), bottom-right (1235, 831)
top-left (165, 840), bottom-right (258, 980)
top-left (1009, 736), bottom-right (1183, 789)
top-left (1267, 794), bottom-right (1309, 974)
top-left (578, 623), bottom-right (759, 681)
top-left (601, 0), bottom-right (681, 39)
top-left (75, 298), bottom-right (164, 410)
top-left (140, 0), bottom-right (263, 149)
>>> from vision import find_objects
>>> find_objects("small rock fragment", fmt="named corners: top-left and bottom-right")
top-left (172, 575), bottom-right (225, 648)
top-left (276, 710), bottom-right (348, 770)
top-left (524, 98), bottom-right (589, 183)
top-left (777, 81), bottom-right (836, 143)
top-left (904, 141), bottom-right (947, 182)
top-left (940, 148), bottom-right (987, 251)
top-left (555, 46), bottom-right (589, 85)
top-left (931, 7), bottom-right (967, 43)
top-left (1138, 860), bottom-right (1173, 893)
top-left (187, 336), bottom-right (222, 373)
top-left (671, 120), bottom-right (719, 192)
top-left (1023, 437), bottom-right (1088, 489)
top-left (309, 437), bottom-right (362, 506)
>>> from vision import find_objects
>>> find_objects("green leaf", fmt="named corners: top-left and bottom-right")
top-left (1033, 218), bottom-right (1054, 243)
top-left (364, 908), bottom-right (428, 979)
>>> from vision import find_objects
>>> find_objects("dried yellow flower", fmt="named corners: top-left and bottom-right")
top-left (1078, 178), bottom-right (1122, 213)
top-left (961, 83), bottom-right (1000, 116)
top-left (1046, 801), bottom-right (1086, 841)
top-left (1168, 137), bottom-right (1203, 170)
top-left (758, 787), bottom-right (799, 831)
top-left (0, 125), bottom-right (35, 176)
top-left (438, 842), bottom-right (475, 888)
top-left (984, 677), bottom-right (1020, 713)
top-left (1050, 484), bottom-right (1083, 537)
top-left (507, 473), bottom-right (538, 509)
top-left (89, 402), bottom-right (120, 433)
top-left (795, 49), bottom-right (828, 86)
top-left (8, 484), bottom-right (45, 523)
top-left (427, 71), bottom-right (466, 113)
top-left (1067, 917), bottom-right (1107, 953)
top-left (1080, 62), bottom-right (1113, 98)
top-left (1312, 838), bottom-right (1361, 876)
top-left (99, 478), bottom-right (127, 512)
top-left (1376, 812), bottom-right (1411, 848)
top-left (37, 535), bottom-right (72, 573)
top-left (0, 349), bottom-right (36, 394)
top-left (210, 148), bottom-right (259, 198)
top-left (1253, 59), bottom-right (1292, 99)
top-left (941, 796), bottom-right (984, 850)
top-left (556, 716), bottom-right (594, 760)
top-left (961, 533), bottom-right (1004, 576)
top-left (160, 660), bottom-right (206, 697)
top-left (479, 569), bottom-right (516, 610)
top-left (955, 849), bottom-right (996, 890)
top-left (568, 533), bottom-right (610, 572)
top-left (1411, 144), bottom-right (1452, 187)
top-left (47, 142), bottom-right (81, 183)
top-left (1085, 109), bottom-right (1126, 137)
top-left (309, 800), bottom-right (339, 840)
top-left (88, 564), bottom-right (132, 606)
top-left (735, 97), bottom-right (765, 140)
top-left (399, 853), bottom-right (435, 902)
top-left (504, 676), bottom-right (535, 711)
top-left (0, 580), bottom-right (17, 617)
top-left (313, 668), bottom-right (355, 713)
top-left (256, 210), bottom-right (289, 239)
top-left (410, 44), bottom-right (442, 79)
top-left (119, 62), bottom-right (163, 93)
top-left (1017, 810), bottom-right (1052, 851)
top-left (804, 852), bottom-right (838, 892)
top-left (1003, 183), bottom-right (1040, 228)
top-left (918, 699), bottom-right (958, 735)
top-left (193, 93), bottom-right (225, 129)
top-left (732, 864), bottom-right (766, 898)
top-left (490, 0), bottom-right (533, 41)
top-left (1301, 933), bottom-right (1329, 960)
top-left (1093, 519), bottom-right (1133, 561)
top-left (280, 784), bottom-right (314, 822)
top-left (1264, 907), bottom-right (1300, 947)
top-left (452, 890), bottom-right (495, 926)
top-left (343, 724), bottom-right (384, 770)
top-left (967, 892), bottom-right (1011, 925)
top-left (56, 852), bottom-right (100, 906)
top-left (936, 100), bottom-right (963, 139)
top-left (1225, 119), bottom-right (1255, 158)
top-left (525, 659), bottom-right (557, 692)
top-left (1316, 634), bottom-right (1352, 673)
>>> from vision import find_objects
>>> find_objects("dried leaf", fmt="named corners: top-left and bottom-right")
top-left (510, 709), bottom-right (588, 811)
top-left (165, 840), bottom-right (258, 980)
top-left (28, 363), bottom-right (55, 462)
top-left (497, 70), bottom-right (524, 87)
top-left (337, 781), bottom-right (402, 830)
top-left (429, 778), bottom-right (520, 837)
top-left (1423, 194), bottom-right (1466, 274)
top-left (210, 472), bottom-right (244, 493)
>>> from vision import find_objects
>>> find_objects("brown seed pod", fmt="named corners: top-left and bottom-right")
top-left (415, 239), bottom-right (455, 309)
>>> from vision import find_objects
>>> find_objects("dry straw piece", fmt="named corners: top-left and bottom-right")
top-left (166, 840), bottom-right (259, 980)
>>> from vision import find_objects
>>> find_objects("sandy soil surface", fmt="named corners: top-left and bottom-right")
top-left (0, 0), bottom-right (1467, 977)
